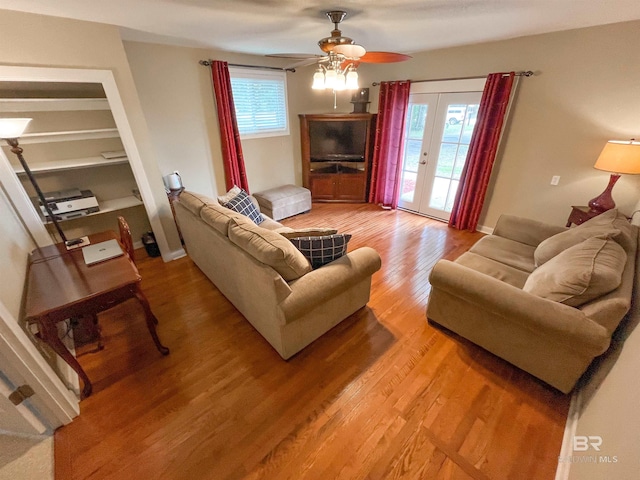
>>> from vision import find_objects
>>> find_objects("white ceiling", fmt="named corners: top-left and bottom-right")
top-left (1, 0), bottom-right (640, 57)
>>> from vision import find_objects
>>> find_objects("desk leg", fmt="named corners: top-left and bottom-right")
top-left (134, 285), bottom-right (170, 356)
top-left (38, 318), bottom-right (92, 398)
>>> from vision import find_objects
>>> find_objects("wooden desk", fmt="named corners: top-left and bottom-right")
top-left (24, 231), bottom-right (169, 398)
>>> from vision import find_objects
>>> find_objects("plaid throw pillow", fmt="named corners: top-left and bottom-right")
top-left (223, 189), bottom-right (264, 225)
top-left (289, 234), bottom-right (352, 269)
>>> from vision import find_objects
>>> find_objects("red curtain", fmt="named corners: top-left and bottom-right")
top-left (210, 61), bottom-right (250, 192)
top-left (448, 72), bottom-right (515, 231)
top-left (368, 80), bottom-right (411, 208)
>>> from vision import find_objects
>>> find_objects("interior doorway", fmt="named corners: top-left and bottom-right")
top-left (397, 80), bottom-right (485, 221)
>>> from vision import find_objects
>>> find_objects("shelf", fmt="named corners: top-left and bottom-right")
top-left (13, 155), bottom-right (129, 174)
top-left (43, 195), bottom-right (144, 224)
top-left (16, 128), bottom-right (119, 145)
top-left (0, 97), bottom-right (110, 112)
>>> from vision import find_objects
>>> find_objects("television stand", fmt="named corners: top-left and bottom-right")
top-left (299, 113), bottom-right (376, 202)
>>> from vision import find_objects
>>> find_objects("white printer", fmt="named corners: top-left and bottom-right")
top-left (37, 188), bottom-right (99, 221)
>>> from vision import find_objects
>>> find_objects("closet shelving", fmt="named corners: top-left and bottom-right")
top-left (1, 94), bottom-right (147, 232)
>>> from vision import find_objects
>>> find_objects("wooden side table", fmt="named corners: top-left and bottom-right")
top-left (566, 206), bottom-right (601, 227)
top-left (167, 187), bottom-right (185, 243)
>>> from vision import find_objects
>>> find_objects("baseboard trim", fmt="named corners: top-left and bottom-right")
top-left (554, 389), bottom-right (583, 480)
top-left (162, 248), bottom-right (186, 262)
top-left (476, 224), bottom-right (494, 235)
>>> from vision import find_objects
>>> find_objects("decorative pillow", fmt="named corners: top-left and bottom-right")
top-left (228, 217), bottom-right (311, 281)
top-left (277, 227), bottom-right (338, 239)
top-left (524, 236), bottom-right (627, 307)
top-left (534, 209), bottom-right (621, 266)
top-left (217, 185), bottom-right (242, 205)
top-left (223, 189), bottom-right (264, 225)
top-left (289, 234), bottom-right (352, 269)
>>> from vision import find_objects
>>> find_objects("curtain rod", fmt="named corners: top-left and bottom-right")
top-left (199, 60), bottom-right (296, 73)
top-left (371, 70), bottom-right (534, 86)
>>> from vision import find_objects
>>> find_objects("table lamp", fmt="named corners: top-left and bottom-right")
top-left (0, 118), bottom-right (84, 248)
top-left (589, 139), bottom-right (640, 213)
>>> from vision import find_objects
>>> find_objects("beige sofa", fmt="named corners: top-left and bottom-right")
top-left (173, 190), bottom-right (382, 359)
top-left (427, 209), bottom-right (638, 393)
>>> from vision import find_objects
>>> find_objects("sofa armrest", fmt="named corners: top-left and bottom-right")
top-left (280, 247), bottom-right (382, 322)
top-left (493, 215), bottom-right (567, 247)
top-left (428, 260), bottom-right (610, 356)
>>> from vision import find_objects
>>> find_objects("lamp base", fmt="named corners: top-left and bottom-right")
top-left (588, 173), bottom-right (620, 213)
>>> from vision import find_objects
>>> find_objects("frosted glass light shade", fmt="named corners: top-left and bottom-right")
top-left (346, 70), bottom-right (359, 89)
top-left (324, 69), bottom-right (337, 89)
top-left (334, 73), bottom-right (346, 91)
top-left (594, 140), bottom-right (640, 174)
top-left (312, 71), bottom-right (325, 89)
top-left (0, 118), bottom-right (31, 139)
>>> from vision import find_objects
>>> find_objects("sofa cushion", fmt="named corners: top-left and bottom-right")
top-left (217, 185), bottom-right (242, 205)
top-left (277, 227), bottom-right (339, 239)
top-left (258, 215), bottom-right (284, 231)
top-left (200, 202), bottom-right (248, 236)
top-left (228, 217), bottom-right (311, 281)
top-left (178, 191), bottom-right (216, 216)
top-left (469, 235), bottom-right (537, 273)
top-left (534, 209), bottom-right (621, 266)
top-left (455, 252), bottom-right (529, 288)
top-left (223, 190), bottom-right (264, 225)
top-left (523, 236), bottom-right (627, 307)
top-left (289, 234), bottom-right (352, 269)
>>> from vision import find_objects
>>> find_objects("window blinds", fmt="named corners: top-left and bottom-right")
top-left (229, 68), bottom-right (289, 138)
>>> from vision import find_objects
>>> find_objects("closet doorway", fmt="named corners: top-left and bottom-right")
top-left (398, 79), bottom-right (485, 221)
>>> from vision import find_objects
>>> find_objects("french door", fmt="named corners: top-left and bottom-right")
top-left (398, 91), bottom-right (482, 221)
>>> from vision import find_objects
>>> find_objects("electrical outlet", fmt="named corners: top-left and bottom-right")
top-left (551, 175), bottom-right (560, 186)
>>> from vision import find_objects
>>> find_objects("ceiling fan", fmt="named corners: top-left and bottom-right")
top-left (315, 10), bottom-right (412, 65)
top-left (271, 10), bottom-right (411, 91)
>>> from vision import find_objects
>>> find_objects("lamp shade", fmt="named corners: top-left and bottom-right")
top-left (594, 140), bottom-right (640, 174)
top-left (0, 118), bottom-right (32, 139)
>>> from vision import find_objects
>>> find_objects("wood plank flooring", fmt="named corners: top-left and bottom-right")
top-left (55, 203), bottom-right (570, 479)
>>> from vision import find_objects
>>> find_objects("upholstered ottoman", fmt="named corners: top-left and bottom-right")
top-left (253, 185), bottom-right (311, 221)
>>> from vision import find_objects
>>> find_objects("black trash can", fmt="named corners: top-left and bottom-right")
top-left (142, 231), bottom-right (161, 257)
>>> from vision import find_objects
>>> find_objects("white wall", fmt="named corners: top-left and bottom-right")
top-left (123, 41), bottom-right (296, 196)
top-left (0, 185), bottom-right (35, 319)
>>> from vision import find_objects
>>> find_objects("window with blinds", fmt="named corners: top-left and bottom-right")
top-left (229, 67), bottom-right (289, 139)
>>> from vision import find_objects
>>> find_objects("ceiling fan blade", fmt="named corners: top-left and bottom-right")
top-left (359, 52), bottom-right (412, 63)
top-left (286, 57), bottom-right (324, 69)
top-left (266, 53), bottom-right (323, 60)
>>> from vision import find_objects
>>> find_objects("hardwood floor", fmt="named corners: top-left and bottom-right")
top-left (55, 203), bottom-right (570, 479)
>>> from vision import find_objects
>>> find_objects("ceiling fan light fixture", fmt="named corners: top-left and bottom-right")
top-left (334, 72), bottom-right (347, 91)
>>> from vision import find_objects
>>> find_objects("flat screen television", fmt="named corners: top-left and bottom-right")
top-left (309, 120), bottom-right (367, 161)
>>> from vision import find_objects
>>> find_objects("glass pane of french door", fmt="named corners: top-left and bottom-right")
top-left (397, 93), bottom-right (438, 212)
top-left (423, 98), bottom-right (480, 219)
top-left (398, 90), bottom-right (481, 221)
